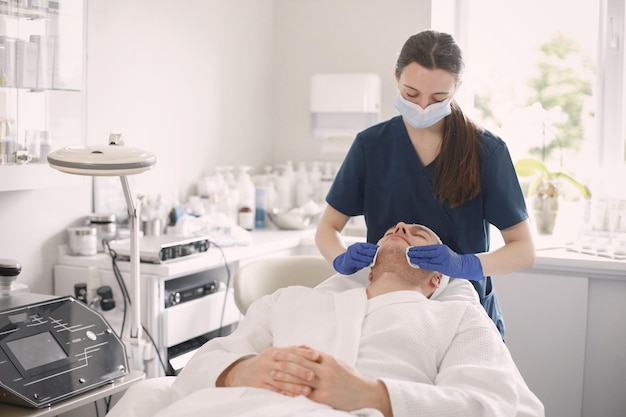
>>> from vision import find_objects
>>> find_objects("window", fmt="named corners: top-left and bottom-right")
top-left (434, 0), bottom-right (625, 244)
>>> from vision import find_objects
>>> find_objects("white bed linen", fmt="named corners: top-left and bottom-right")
top-left (108, 271), bottom-right (543, 417)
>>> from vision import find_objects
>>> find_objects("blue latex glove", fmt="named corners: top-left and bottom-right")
top-left (406, 244), bottom-right (484, 281)
top-left (333, 242), bottom-right (379, 275)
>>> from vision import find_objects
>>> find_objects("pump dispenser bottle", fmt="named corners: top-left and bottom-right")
top-left (237, 166), bottom-right (256, 231)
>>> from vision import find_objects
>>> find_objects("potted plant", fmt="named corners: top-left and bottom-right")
top-left (514, 158), bottom-right (592, 234)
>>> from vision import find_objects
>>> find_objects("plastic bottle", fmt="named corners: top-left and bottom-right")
top-left (253, 168), bottom-right (272, 229)
top-left (223, 166), bottom-right (240, 222)
top-left (283, 161), bottom-right (296, 208)
top-left (274, 174), bottom-right (291, 211)
top-left (295, 162), bottom-right (314, 207)
top-left (214, 167), bottom-right (231, 218)
top-left (273, 161), bottom-right (296, 210)
top-left (254, 187), bottom-right (266, 228)
top-left (237, 166), bottom-right (255, 231)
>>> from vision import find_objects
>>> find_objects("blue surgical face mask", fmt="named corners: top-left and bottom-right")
top-left (394, 94), bottom-right (452, 129)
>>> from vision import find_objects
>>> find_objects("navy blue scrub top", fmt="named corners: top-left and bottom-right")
top-left (326, 116), bottom-right (529, 338)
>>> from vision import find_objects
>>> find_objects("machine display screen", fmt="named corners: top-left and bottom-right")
top-left (6, 332), bottom-right (68, 371)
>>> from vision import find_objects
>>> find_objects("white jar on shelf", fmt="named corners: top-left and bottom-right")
top-left (67, 226), bottom-right (97, 256)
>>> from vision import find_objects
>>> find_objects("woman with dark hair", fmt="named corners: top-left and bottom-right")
top-left (315, 30), bottom-right (535, 337)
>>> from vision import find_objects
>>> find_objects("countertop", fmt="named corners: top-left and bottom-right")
top-left (532, 247), bottom-right (626, 278)
top-left (495, 231), bottom-right (626, 278)
top-left (56, 228), bottom-right (316, 277)
top-left (56, 227), bottom-right (625, 279)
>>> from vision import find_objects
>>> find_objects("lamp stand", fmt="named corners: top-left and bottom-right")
top-left (47, 135), bottom-right (157, 372)
top-left (120, 176), bottom-right (145, 371)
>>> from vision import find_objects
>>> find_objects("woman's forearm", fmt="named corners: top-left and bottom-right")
top-left (315, 206), bottom-right (351, 263)
top-left (477, 220), bottom-right (536, 276)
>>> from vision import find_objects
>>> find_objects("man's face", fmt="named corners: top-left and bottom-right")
top-left (369, 222), bottom-right (441, 288)
top-left (377, 222), bottom-right (439, 249)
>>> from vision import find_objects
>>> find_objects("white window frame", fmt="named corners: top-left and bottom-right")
top-left (432, 0), bottom-right (626, 167)
top-left (596, 0), bottom-right (625, 167)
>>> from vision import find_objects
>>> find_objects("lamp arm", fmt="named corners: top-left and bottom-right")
top-left (120, 176), bottom-right (144, 370)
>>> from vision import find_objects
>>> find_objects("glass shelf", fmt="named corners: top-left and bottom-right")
top-left (0, 0), bottom-right (84, 191)
top-left (0, 1), bottom-right (60, 20)
top-left (0, 85), bottom-right (81, 93)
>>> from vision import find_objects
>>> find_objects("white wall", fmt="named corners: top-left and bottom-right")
top-left (271, 0), bottom-right (431, 163)
top-left (0, 0), bottom-right (431, 295)
top-left (86, 0), bottom-right (276, 199)
top-left (0, 185), bottom-right (91, 294)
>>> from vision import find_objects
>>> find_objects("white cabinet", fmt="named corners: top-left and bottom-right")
top-left (494, 251), bottom-right (626, 417)
top-left (494, 271), bottom-right (588, 417)
top-left (53, 259), bottom-right (241, 379)
top-left (581, 277), bottom-right (626, 417)
top-left (0, 0), bottom-right (85, 191)
top-left (52, 229), bottom-right (313, 378)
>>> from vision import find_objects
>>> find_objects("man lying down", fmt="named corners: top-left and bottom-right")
top-left (107, 222), bottom-right (544, 417)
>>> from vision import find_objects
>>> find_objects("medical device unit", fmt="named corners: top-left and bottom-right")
top-left (107, 234), bottom-right (211, 264)
top-left (0, 260), bottom-right (128, 408)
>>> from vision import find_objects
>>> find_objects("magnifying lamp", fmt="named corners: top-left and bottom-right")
top-left (48, 133), bottom-right (156, 371)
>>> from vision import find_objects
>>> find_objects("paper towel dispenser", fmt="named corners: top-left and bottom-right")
top-left (310, 73), bottom-right (381, 139)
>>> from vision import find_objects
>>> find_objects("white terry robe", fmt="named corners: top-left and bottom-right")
top-left (108, 286), bottom-right (544, 417)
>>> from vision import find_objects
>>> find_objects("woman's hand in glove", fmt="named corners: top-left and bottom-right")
top-left (406, 244), bottom-right (484, 281)
top-left (332, 242), bottom-right (379, 275)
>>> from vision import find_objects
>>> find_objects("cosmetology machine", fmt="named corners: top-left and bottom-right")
top-left (0, 259), bottom-right (128, 408)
